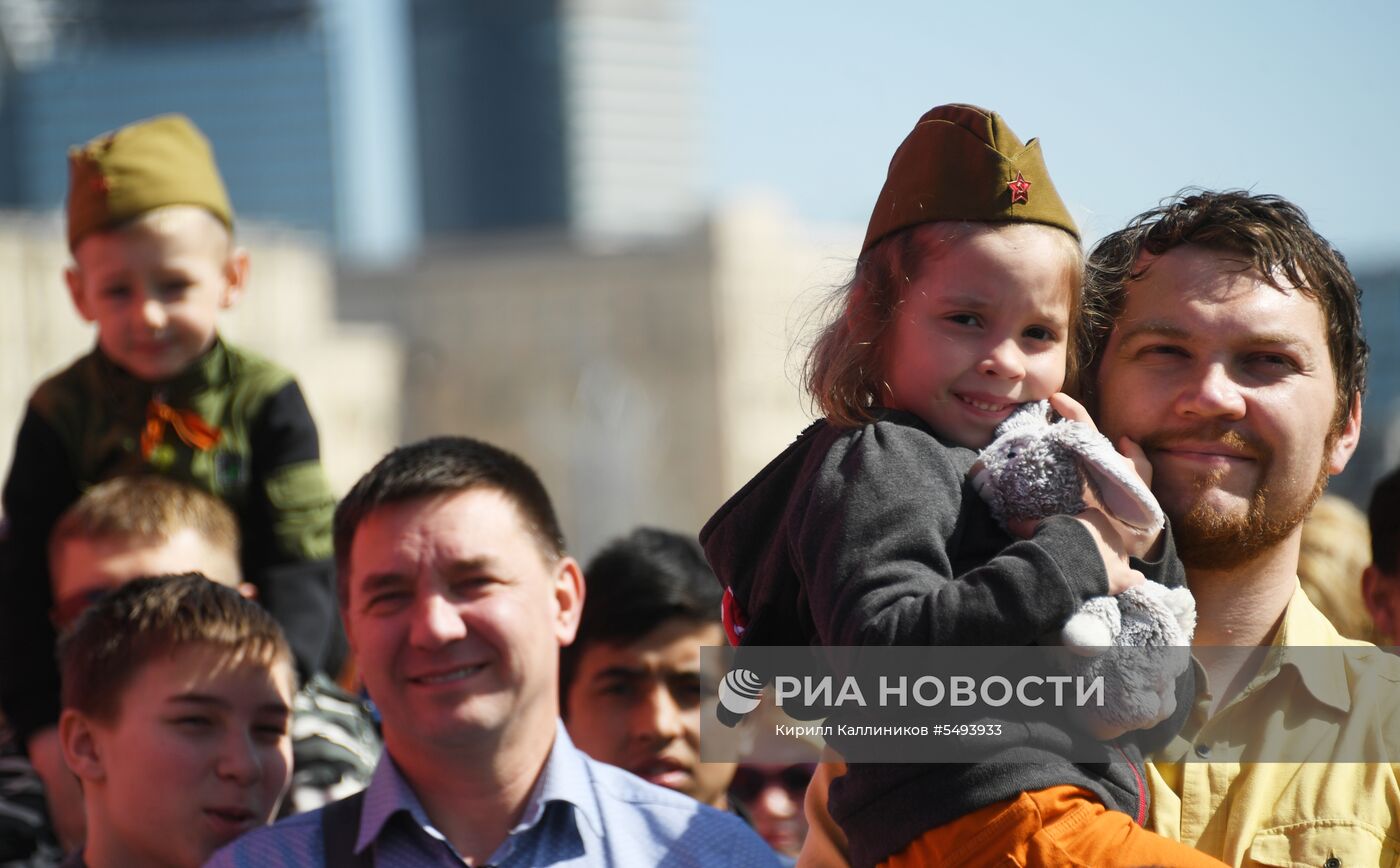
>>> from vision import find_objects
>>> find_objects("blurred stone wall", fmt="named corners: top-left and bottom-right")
top-left (339, 197), bottom-right (856, 559)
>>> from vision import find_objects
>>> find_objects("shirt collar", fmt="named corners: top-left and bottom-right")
top-left (355, 751), bottom-right (437, 854)
top-left (512, 722), bottom-right (604, 839)
top-left (354, 720), bottom-right (604, 854)
top-left (1270, 580), bottom-right (1353, 714)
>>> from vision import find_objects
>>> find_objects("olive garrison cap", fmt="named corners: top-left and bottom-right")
top-left (862, 103), bottom-right (1078, 254)
top-left (67, 114), bottom-right (233, 249)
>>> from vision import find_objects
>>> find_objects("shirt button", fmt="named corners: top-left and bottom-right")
top-left (1325, 858), bottom-right (1341, 868)
top-left (1194, 743), bottom-right (1211, 758)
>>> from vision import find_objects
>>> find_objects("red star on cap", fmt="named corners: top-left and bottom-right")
top-left (1008, 172), bottom-right (1031, 204)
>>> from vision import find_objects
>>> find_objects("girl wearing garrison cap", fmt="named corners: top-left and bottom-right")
top-left (701, 105), bottom-right (1224, 867)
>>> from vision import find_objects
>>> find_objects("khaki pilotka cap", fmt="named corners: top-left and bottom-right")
top-left (862, 103), bottom-right (1078, 255)
top-left (67, 113), bottom-right (234, 249)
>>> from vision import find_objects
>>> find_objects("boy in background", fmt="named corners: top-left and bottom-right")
top-left (57, 574), bottom-right (295, 868)
top-left (49, 475), bottom-right (250, 622)
top-left (561, 527), bottom-right (736, 812)
top-left (41, 477), bottom-right (378, 849)
top-left (0, 114), bottom-right (337, 848)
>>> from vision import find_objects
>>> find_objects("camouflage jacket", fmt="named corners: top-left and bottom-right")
top-left (0, 338), bottom-right (337, 743)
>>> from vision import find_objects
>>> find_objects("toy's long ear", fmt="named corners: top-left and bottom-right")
top-left (1050, 422), bottom-right (1164, 531)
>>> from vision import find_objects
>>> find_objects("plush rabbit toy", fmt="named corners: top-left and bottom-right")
top-left (970, 400), bottom-right (1196, 739)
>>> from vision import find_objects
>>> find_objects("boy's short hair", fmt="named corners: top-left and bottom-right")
top-left (59, 574), bottom-right (291, 724)
top-left (333, 436), bottom-right (565, 604)
top-left (560, 527), bottom-right (721, 700)
top-left (48, 475), bottom-right (240, 565)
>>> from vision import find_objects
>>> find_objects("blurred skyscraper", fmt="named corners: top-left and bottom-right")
top-left (0, 0), bottom-right (702, 262)
top-left (0, 0), bottom-right (340, 240)
top-left (555, 0), bottom-right (703, 243)
top-left (401, 0), bottom-right (705, 245)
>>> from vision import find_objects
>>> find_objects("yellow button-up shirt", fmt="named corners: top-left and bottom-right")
top-left (1149, 583), bottom-right (1400, 867)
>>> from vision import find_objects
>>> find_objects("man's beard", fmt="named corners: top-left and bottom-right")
top-left (1141, 426), bottom-right (1331, 571)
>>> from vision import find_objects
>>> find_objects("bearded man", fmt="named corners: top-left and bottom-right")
top-left (1086, 190), bottom-right (1400, 866)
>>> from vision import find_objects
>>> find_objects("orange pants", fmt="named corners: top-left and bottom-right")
top-left (880, 785), bottom-right (1228, 868)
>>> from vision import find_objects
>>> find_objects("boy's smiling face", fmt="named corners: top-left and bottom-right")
top-left (66, 643), bottom-right (293, 868)
top-left (67, 206), bottom-right (246, 383)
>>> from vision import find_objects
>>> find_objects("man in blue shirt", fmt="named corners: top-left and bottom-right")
top-left (208, 436), bottom-right (778, 867)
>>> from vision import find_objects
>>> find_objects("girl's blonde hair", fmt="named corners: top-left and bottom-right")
top-left (804, 221), bottom-right (1084, 428)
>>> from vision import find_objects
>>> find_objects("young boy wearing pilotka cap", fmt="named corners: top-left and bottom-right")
top-left (0, 114), bottom-right (338, 849)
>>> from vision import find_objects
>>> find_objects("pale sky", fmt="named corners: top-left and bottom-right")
top-left (696, 0), bottom-right (1400, 268)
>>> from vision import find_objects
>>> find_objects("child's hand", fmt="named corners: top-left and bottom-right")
top-left (1049, 393), bottom-right (1163, 560)
top-left (1073, 506), bottom-right (1147, 596)
top-left (1050, 393), bottom-right (1155, 491)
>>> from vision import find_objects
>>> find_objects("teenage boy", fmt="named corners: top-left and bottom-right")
top-left (561, 527), bottom-right (736, 811)
top-left (49, 475), bottom-right (250, 628)
top-left (57, 574), bottom-right (295, 868)
top-left (44, 476), bottom-right (378, 835)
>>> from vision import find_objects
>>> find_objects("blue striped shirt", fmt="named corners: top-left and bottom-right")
top-left (205, 722), bottom-right (780, 867)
